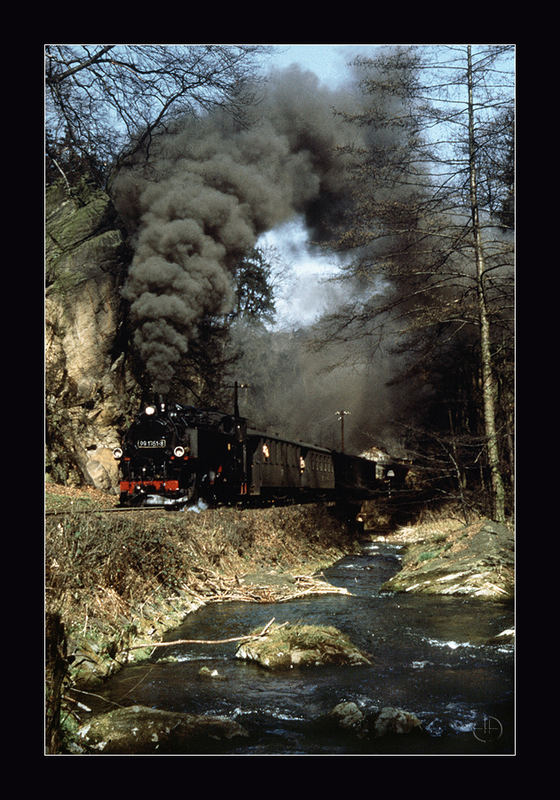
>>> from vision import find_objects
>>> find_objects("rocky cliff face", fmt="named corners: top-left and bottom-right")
top-left (45, 180), bottom-right (139, 490)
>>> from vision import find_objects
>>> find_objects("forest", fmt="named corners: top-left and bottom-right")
top-left (45, 44), bottom-right (515, 523)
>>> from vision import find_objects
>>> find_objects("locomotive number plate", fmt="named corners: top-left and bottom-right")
top-left (136, 439), bottom-right (166, 448)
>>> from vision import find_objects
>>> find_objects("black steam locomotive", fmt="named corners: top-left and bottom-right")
top-left (113, 394), bottom-right (409, 508)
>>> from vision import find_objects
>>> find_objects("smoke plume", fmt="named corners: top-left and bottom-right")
top-left (227, 316), bottom-right (406, 456)
top-left (112, 66), bottom-right (361, 394)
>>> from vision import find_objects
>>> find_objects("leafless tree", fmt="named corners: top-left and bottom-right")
top-left (45, 44), bottom-right (267, 182)
top-left (317, 45), bottom-right (514, 521)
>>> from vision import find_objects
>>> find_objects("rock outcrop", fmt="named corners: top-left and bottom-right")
top-left (45, 180), bottom-right (138, 489)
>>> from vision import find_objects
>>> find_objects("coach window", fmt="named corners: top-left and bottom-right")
top-left (262, 443), bottom-right (270, 461)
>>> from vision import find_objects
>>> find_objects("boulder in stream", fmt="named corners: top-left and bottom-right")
top-left (328, 701), bottom-right (366, 732)
top-left (327, 702), bottom-right (423, 739)
top-left (235, 622), bottom-right (371, 670)
top-left (76, 705), bottom-right (248, 754)
top-left (486, 627), bottom-right (515, 646)
top-left (371, 706), bottom-right (423, 737)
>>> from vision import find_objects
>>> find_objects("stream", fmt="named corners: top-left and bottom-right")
top-left (91, 540), bottom-right (515, 755)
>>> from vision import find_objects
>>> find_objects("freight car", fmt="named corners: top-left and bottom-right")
top-left (113, 396), bottom-right (409, 508)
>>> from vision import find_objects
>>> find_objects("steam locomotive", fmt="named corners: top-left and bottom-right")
top-left (113, 393), bottom-right (409, 508)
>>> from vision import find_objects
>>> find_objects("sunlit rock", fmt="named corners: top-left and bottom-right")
top-left (235, 622), bottom-right (371, 670)
top-left (77, 705), bottom-right (248, 754)
top-left (381, 519), bottom-right (514, 601)
top-left (45, 180), bottom-right (138, 488)
top-left (329, 701), bottom-right (365, 731)
top-left (486, 627), bottom-right (515, 645)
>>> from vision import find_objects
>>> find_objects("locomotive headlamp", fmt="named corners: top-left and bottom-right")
top-left (173, 446), bottom-right (185, 458)
top-left (112, 447), bottom-right (123, 459)
top-left (145, 405), bottom-right (156, 416)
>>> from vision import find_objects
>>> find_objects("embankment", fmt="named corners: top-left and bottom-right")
top-left (377, 516), bottom-right (514, 601)
top-left (45, 484), bottom-right (364, 690)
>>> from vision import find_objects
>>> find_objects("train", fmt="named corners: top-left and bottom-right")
top-left (113, 393), bottom-right (410, 508)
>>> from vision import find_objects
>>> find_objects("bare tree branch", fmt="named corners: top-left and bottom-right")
top-left (45, 44), bottom-right (268, 183)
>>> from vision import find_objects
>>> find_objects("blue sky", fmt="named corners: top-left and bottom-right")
top-left (255, 45), bottom-right (380, 326)
top-left (261, 44), bottom-right (381, 88)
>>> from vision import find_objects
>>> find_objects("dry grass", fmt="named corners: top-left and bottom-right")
top-left (386, 501), bottom-right (482, 545)
top-left (45, 485), bottom-right (363, 679)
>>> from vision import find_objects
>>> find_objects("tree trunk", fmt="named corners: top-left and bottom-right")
top-left (467, 46), bottom-right (506, 523)
top-left (45, 612), bottom-right (68, 754)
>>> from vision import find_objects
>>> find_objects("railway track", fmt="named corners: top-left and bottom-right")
top-left (45, 505), bottom-right (168, 516)
top-left (45, 484), bottom-right (422, 519)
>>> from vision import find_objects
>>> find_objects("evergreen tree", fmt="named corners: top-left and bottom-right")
top-left (231, 248), bottom-right (276, 324)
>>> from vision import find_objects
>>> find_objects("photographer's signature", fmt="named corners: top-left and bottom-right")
top-left (473, 715), bottom-right (503, 743)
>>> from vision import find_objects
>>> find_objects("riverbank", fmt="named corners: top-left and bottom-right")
top-left (45, 483), bottom-right (367, 746)
top-left (45, 483), bottom-right (514, 752)
top-left (375, 516), bottom-right (514, 601)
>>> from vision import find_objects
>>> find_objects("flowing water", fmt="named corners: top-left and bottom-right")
top-left (91, 540), bottom-right (515, 755)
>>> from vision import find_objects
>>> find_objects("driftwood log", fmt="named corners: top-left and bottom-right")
top-left (128, 616), bottom-right (281, 651)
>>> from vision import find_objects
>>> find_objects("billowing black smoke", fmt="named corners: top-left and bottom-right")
top-left (227, 317), bottom-right (406, 456)
top-left (111, 66), bottom-right (361, 393)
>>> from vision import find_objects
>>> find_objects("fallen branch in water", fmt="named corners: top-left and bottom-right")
top-left (128, 616), bottom-right (280, 651)
top-left (203, 574), bottom-right (353, 605)
top-left (62, 693), bottom-right (92, 712)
